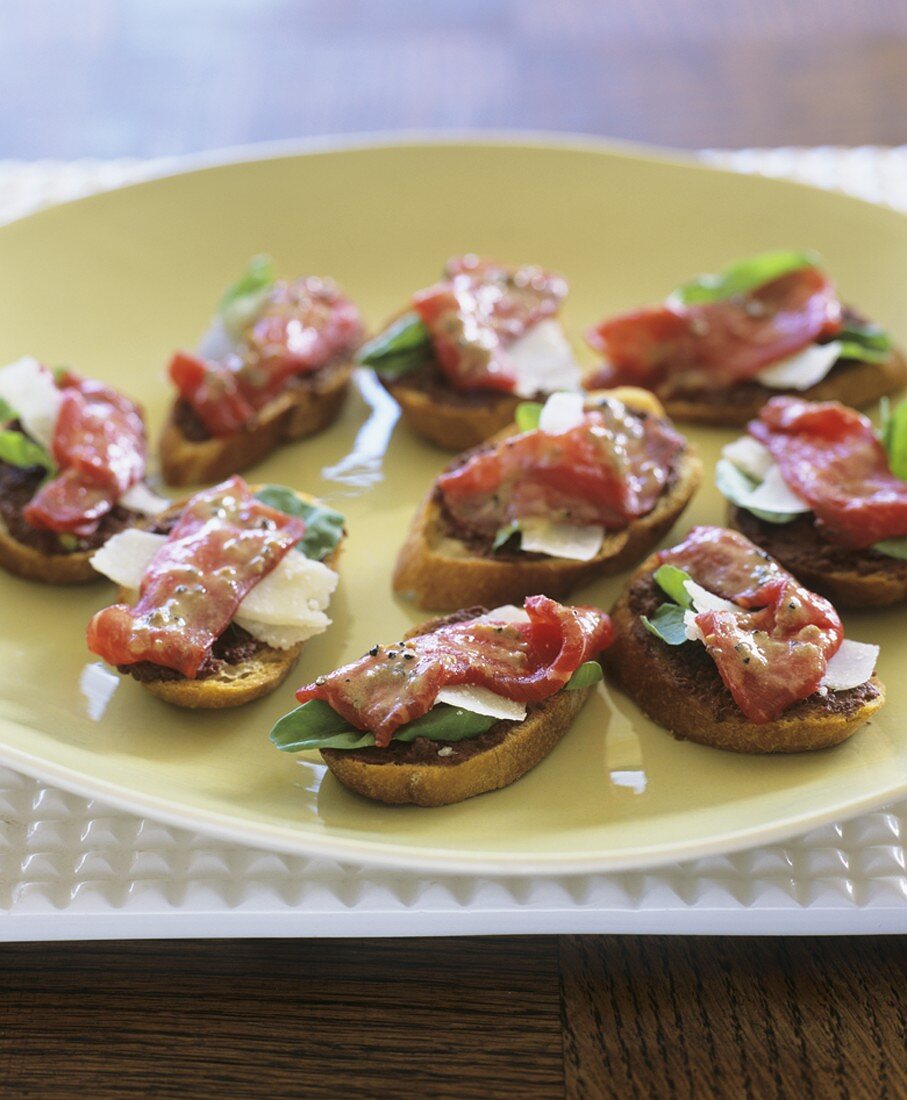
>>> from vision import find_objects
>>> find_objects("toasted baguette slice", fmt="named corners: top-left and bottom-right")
top-left (393, 387), bottom-right (701, 610)
top-left (322, 677), bottom-right (592, 807)
top-left (729, 505), bottom-right (907, 609)
top-left (0, 510), bottom-right (100, 584)
top-left (381, 375), bottom-right (522, 451)
top-left (607, 551), bottom-right (886, 753)
top-left (160, 360), bottom-right (354, 486)
top-left (660, 350), bottom-right (907, 427)
top-left (110, 488), bottom-right (343, 710)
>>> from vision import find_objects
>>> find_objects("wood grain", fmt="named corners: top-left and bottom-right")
top-left (560, 935), bottom-right (907, 1099)
top-left (0, 938), bottom-right (564, 1099)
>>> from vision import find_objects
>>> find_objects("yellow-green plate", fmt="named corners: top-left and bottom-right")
top-left (0, 137), bottom-right (904, 875)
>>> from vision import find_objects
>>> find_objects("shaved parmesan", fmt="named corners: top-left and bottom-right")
top-left (684, 580), bottom-right (739, 614)
top-left (683, 609), bottom-right (705, 642)
top-left (196, 317), bottom-right (238, 362)
top-left (435, 684), bottom-right (527, 722)
top-left (482, 605), bottom-right (531, 624)
top-left (120, 482), bottom-right (170, 516)
top-left (722, 436), bottom-right (774, 481)
top-left (0, 357), bottom-right (62, 449)
top-left (90, 528), bottom-right (338, 648)
top-left (538, 391), bottom-right (587, 434)
top-left (509, 320), bottom-right (582, 398)
top-left (820, 639), bottom-right (879, 692)
top-left (740, 464), bottom-right (811, 515)
top-left (756, 340), bottom-right (842, 391)
top-left (519, 519), bottom-right (605, 562)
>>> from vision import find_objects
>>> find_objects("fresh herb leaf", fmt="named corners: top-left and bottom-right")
top-left (836, 341), bottom-right (890, 365)
top-left (0, 397), bottom-right (16, 424)
top-left (874, 537), bottom-right (907, 560)
top-left (492, 522), bottom-right (521, 552)
top-left (838, 320), bottom-right (891, 353)
top-left (254, 486), bottom-right (345, 562)
top-left (564, 660), bottom-right (603, 690)
top-left (270, 660), bottom-right (603, 753)
top-left (880, 399), bottom-right (907, 481)
top-left (515, 401), bottom-right (543, 433)
top-left (672, 250), bottom-right (819, 306)
top-left (0, 429), bottom-right (56, 476)
top-left (641, 603), bottom-right (690, 646)
top-left (357, 311), bottom-right (432, 378)
top-left (217, 254), bottom-right (275, 339)
top-left (715, 458), bottom-right (800, 525)
top-left (653, 564), bottom-right (694, 609)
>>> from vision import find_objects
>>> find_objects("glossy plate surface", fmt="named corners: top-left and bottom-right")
top-left (0, 137), bottom-right (904, 875)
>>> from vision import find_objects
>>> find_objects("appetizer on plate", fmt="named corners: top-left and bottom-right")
top-left (358, 254), bottom-right (582, 450)
top-left (393, 388), bottom-right (701, 610)
top-left (160, 256), bottom-right (364, 485)
top-left (608, 526), bottom-right (885, 752)
top-left (0, 357), bottom-right (167, 585)
top-left (584, 250), bottom-right (906, 426)
top-left (87, 476), bottom-right (343, 708)
top-left (717, 396), bottom-right (907, 607)
top-left (269, 596), bottom-right (612, 806)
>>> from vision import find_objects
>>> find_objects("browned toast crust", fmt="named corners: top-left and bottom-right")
top-left (0, 511), bottom-right (98, 584)
top-left (729, 505), bottom-right (907, 609)
top-left (159, 360), bottom-right (354, 486)
top-left (392, 387), bottom-right (702, 610)
top-left (381, 375), bottom-right (522, 451)
top-left (661, 350), bottom-right (907, 427)
top-left (607, 551), bottom-right (886, 753)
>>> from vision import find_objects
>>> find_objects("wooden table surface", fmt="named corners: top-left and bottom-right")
top-left (2, 1), bottom-right (907, 1096)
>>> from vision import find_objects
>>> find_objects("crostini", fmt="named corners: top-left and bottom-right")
top-left (393, 388), bottom-right (701, 610)
top-left (160, 256), bottom-right (364, 485)
top-left (358, 254), bottom-right (582, 450)
top-left (269, 596), bottom-right (612, 806)
top-left (87, 476), bottom-right (344, 708)
top-left (0, 357), bottom-right (168, 584)
top-left (608, 526), bottom-right (885, 753)
top-left (716, 395), bottom-right (907, 607)
top-left (584, 250), bottom-right (906, 426)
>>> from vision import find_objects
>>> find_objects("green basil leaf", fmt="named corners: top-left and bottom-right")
top-left (838, 320), bottom-right (891, 354)
top-left (217, 254), bottom-right (275, 338)
top-left (492, 522), bottom-right (521, 551)
top-left (835, 340), bottom-right (889, 365)
top-left (715, 458), bottom-right (800, 525)
top-left (0, 397), bottom-right (16, 423)
top-left (0, 429), bottom-right (56, 476)
top-left (641, 603), bottom-right (690, 646)
top-left (653, 564), bottom-right (694, 609)
top-left (515, 401), bottom-right (543, 433)
top-left (254, 486), bottom-right (345, 561)
top-left (874, 537), bottom-right (907, 560)
top-left (672, 250), bottom-right (819, 306)
top-left (357, 312), bottom-right (431, 379)
top-left (564, 660), bottom-right (603, 691)
top-left (880, 399), bottom-right (907, 481)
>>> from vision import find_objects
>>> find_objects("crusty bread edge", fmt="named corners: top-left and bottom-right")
top-left (727, 504), bottom-right (907, 609)
top-left (607, 550), bottom-right (886, 753)
top-left (661, 349), bottom-right (907, 427)
top-left (392, 387), bottom-right (702, 610)
top-left (159, 359), bottom-right (355, 486)
top-left (0, 510), bottom-right (102, 585)
top-left (381, 377), bottom-right (522, 451)
top-left (321, 683), bottom-right (592, 806)
top-left (114, 488), bottom-right (343, 710)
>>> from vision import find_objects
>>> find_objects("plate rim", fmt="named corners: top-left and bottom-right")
top-left (1, 134), bottom-right (906, 876)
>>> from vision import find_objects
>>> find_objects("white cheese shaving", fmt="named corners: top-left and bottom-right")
top-left (684, 579), bottom-right (739, 614)
top-left (683, 609), bottom-right (705, 642)
top-left (722, 436), bottom-right (774, 481)
top-left (90, 528), bottom-right (338, 649)
top-left (435, 685), bottom-right (527, 722)
top-left (518, 518), bottom-right (605, 562)
top-left (509, 319), bottom-right (582, 398)
top-left (0, 356), bottom-right (62, 450)
top-left (756, 340), bottom-right (842, 391)
top-left (739, 464), bottom-right (812, 514)
top-left (119, 482), bottom-right (170, 516)
top-left (820, 639), bottom-right (879, 692)
top-left (196, 317), bottom-right (238, 362)
top-left (481, 605), bottom-right (531, 624)
top-left (538, 390), bottom-right (587, 434)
